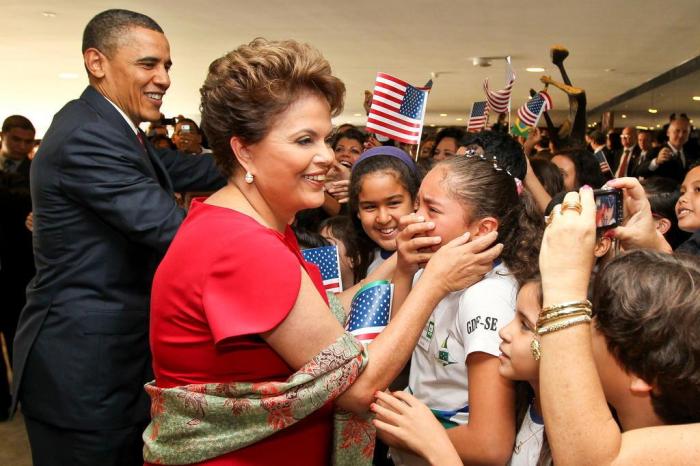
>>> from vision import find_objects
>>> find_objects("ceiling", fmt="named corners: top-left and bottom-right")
top-left (2, 0), bottom-right (700, 137)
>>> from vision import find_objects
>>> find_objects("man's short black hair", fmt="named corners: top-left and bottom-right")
top-left (2, 115), bottom-right (35, 133)
top-left (589, 130), bottom-right (606, 146)
top-left (82, 9), bottom-right (163, 56)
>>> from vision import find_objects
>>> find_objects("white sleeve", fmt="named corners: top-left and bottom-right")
top-left (457, 278), bottom-right (517, 358)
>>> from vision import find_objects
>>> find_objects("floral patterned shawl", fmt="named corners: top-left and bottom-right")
top-left (143, 293), bottom-right (375, 465)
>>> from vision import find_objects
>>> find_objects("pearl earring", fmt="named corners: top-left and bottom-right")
top-left (244, 172), bottom-right (254, 184)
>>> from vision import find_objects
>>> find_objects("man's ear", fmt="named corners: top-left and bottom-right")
top-left (84, 48), bottom-right (107, 79)
top-left (230, 136), bottom-right (252, 174)
top-left (629, 374), bottom-right (654, 396)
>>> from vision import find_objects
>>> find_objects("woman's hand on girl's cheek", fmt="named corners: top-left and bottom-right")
top-left (425, 230), bottom-right (502, 294)
top-left (396, 213), bottom-right (440, 274)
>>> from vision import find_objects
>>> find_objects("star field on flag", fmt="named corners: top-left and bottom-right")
top-left (301, 245), bottom-right (343, 293)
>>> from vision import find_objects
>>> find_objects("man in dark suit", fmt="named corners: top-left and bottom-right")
top-left (12, 9), bottom-right (224, 465)
top-left (0, 115), bottom-right (35, 420)
top-left (635, 116), bottom-right (697, 182)
top-left (613, 126), bottom-right (642, 178)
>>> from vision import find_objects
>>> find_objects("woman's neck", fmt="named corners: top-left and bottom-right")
top-left (206, 179), bottom-right (291, 232)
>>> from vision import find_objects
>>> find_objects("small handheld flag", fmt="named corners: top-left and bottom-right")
top-left (483, 58), bottom-right (516, 114)
top-left (301, 245), bottom-right (343, 293)
top-left (467, 101), bottom-right (489, 132)
top-left (346, 280), bottom-right (393, 344)
top-left (366, 73), bottom-right (429, 145)
top-left (511, 117), bottom-right (530, 137)
top-left (516, 91), bottom-right (553, 128)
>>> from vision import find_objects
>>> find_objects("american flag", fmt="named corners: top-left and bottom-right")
top-left (467, 101), bottom-right (489, 132)
top-left (301, 245), bottom-right (343, 293)
top-left (516, 91), bottom-right (553, 127)
top-left (366, 72), bottom-right (429, 145)
top-left (346, 280), bottom-right (393, 344)
top-left (483, 57), bottom-right (516, 114)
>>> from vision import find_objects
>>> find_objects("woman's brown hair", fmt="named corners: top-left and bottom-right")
top-left (200, 38), bottom-right (346, 178)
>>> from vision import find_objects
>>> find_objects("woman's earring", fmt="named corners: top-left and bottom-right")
top-left (530, 337), bottom-right (541, 361)
top-left (244, 172), bottom-right (254, 184)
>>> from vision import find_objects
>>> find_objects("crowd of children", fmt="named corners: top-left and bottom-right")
top-left (293, 124), bottom-right (700, 465)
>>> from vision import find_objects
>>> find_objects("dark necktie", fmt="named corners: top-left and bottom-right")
top-left (616, 149), bottom-right (630, 178)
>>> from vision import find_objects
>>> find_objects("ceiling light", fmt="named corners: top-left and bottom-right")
top-left (430, 124), bottom-right (436, 127)
top-left (472, 57), bottom-right (492, 67)
top-left (456, 118), bottom-right (463, 121)
top-left (648, 108), bottom-right (658, 114)
top-left (526, 67), bottom-right (545, 72)
top-left (439, 113), bottom-right (448, 117)
top-left (635, 126), bottom-right (648, 130)
top-left (58, 72), bottom-right (79, 80)
top-left (693, 96), bottom-right (700, 101)
top-left (656, 124), bottom-right (661, 128)
top-left (353, 113), bottom-right (362, 117)
top-left (621, 114), bottom-right (627, 118)
top-left (42, 11), bottom-right (57, 17)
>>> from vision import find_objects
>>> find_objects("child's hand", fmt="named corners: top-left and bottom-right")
top-left (325, 180), bottom-right (350, 204)
top-left (396, 213), bottom-right (440, 275)
top-left (371, 391), bottom-right (461, 466)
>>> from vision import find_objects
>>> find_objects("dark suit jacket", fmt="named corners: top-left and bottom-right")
top-left (12, 86), bottom-right (225, 430)
top-left (0, 157), bottom-right (34, 324)
top-left (634, 144), bottom-right (699, 182)
top-left (610, 145), bottom-right (641, 177)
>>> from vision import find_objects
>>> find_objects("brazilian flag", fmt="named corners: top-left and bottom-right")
top-left (511, 117), bottom-right (530, 137)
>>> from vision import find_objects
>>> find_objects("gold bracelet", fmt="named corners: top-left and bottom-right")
top-left (541, 299), bottom-right (592, 314)
top-left (537, 314), bottom-right (591, 335)
top-left (537, 311), bottom-right (591, 330)
top-left (538, 305), bottom-right (592, 326)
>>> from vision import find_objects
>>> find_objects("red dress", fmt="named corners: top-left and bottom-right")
top-left (149, 200), bottom-right (333, 465)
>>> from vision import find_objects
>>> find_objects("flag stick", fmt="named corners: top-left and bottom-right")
top-left (415, 88), bottom-right (430, 162)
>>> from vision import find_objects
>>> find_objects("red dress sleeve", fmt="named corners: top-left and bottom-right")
top-left (202, 228), bottom-right (302, 344)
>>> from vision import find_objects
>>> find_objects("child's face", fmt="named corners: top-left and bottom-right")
top-left (676, 166), bottom-right (700, 232)
top-left (498, 282), bottom-right (541, 383)
top-left (357, 171), bottom-right (414, 251)
top-left (415, 168), bottom-right (477, 250)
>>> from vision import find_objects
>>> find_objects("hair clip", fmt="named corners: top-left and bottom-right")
top-left (463, 148), bottom-right (517, 182)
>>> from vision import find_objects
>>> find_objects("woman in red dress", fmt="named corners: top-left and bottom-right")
top-left (145, 38), bottom-right (502, 465)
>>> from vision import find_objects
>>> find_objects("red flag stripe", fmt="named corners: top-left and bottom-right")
top-left (369, 106), bottom-right (423, 128)
top-left (376, 72), bottom-right (409, 89)
top-left (366, 124), bottom-right (420, 145)
top-left (367, 117), bottom-right (421, 137)
top-left (373, 89), bottom-right (403, 106)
